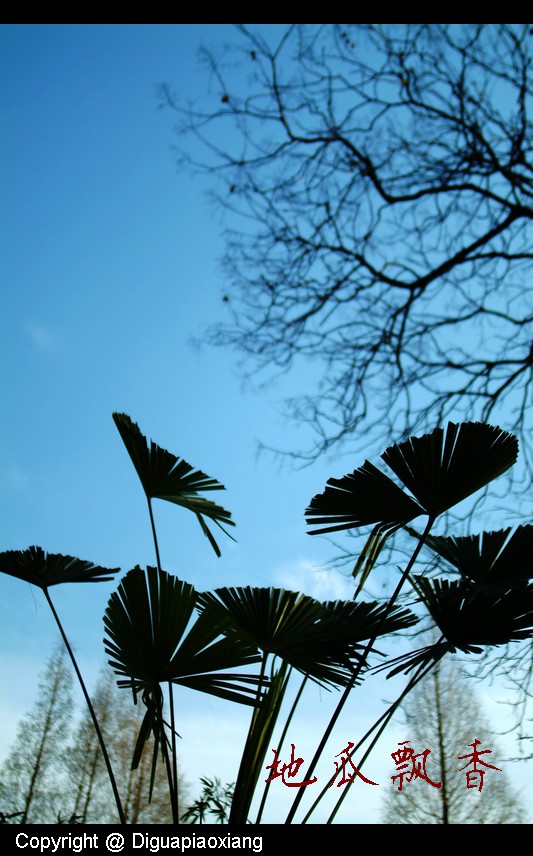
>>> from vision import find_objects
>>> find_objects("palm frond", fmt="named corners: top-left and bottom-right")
top-left (305, 460), bottom-right (424, 536)
top-left (198, 587), bottom-right (417, 689)
top-left (0, 546), bottom-right (118, 588)
top-left (112, 412), bottom-right (235, 556)
top-left (413, 576), bottom-right (533, 652)
top-left (306, 423), bottom-right (518, 594)
top-left (104, 567), bottom-right (263, 706)
top-left (418, 525), bottom-right (533, 590)
top-left (323, 598), bottom-right (419, 643)
top-left (380, 642), bottom-right (449, 679)
top-left (382, 422), bottom-right (518, 517)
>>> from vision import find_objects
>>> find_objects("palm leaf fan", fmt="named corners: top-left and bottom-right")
top-left (413, 576), bottom-right (533, 653)
top-left (382, 422), bottom-right (518, 518)
top-left (0, 546), bottom-right (118, 588)
top-left (197, 586), bottom-right (416, 689)
top-left (104, 567), bottom-right (264, 705)
top-left (416, 525), bottom-right (533, 590)
top-left (305, 462), bottom-right (424, 592)
top-left (306, 460), bottom-right (424, 536)
top-left (112, 412), bottom-right (235, 556)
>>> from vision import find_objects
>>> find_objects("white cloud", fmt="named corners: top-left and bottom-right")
top-left (272, 558), bottom-right (354, 602)
top-left (26, 321), bottom-right (58, 352)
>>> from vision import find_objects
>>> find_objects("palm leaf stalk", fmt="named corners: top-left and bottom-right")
top-left (287, 423), bottom-right (518, 824)
top-left (323, 652), bottom-right (442, 824)
top-left (199, 586), bottom-right (416, 822)
top-left (147, 496), bottom-right (162, 574)
top-left (254, 669), bottom-right (306, 824)
top-left (0, 548), bottom-right (125, 824)
top-left (43, 590), bottom-right (127, 824)
top-left (104, 567), bottom-right (266, 823)
top-left (168, 682), bottom-right (180, 824)
top-left (284, 515), bottom-right (435, 824)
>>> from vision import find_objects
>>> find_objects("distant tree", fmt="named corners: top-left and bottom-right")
top-left (165, 24), bottom-right (533, 481)
top-left (66, 667), bottom-right (116, 823)
top-left (380, 657), bottom-right (527, 824)
top-left (0, 646), bottom-right (74, 823)
top-left (67, 667), bottom-right (184, 823)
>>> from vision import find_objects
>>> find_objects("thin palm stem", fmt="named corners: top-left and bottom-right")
top-left (325, 654), bottom-right (440, 823)
top-left (43, 588), bottom-right (126, 824)
top-left (169, 683), bottom-right (180, 823)
top-left (255, 666), bottom-right (302, 824)
top-left (284, 516), bottom-right (435, 824)
top-left (147, 496), bottom-right (162, 573)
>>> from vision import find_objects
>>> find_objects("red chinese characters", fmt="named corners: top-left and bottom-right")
top-left (390, 741), bottom-right (442, 792)
top-left (458, 739), bottom-right (501, 792)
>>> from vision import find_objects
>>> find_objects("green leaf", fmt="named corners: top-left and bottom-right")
top-left (112, 412), bottom-right (235, 556)
top-left (0, 546), bottom-right (118, 588)
top-left (104, 567), bottom-right (263, 706)
top-left (417, 525), bottom-right (533, 590)
top-left (382, 422), bottom-right (518, 517)
top-left (305, 460), bottom-right (424, 536)
top-left (413, 576), bottom-right (533, 652)
top-left (198, 587), bottom-right (417, 689)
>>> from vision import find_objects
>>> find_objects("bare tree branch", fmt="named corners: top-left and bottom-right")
top-left (162, 24), bottom-right (533, 479)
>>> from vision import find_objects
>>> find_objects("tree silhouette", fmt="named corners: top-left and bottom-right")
top-left (380, 656), bottom-right (527, 824)
top-left (67, 667), bottom-right (186, 823)
top-left (164, 24), bottom-right (533, 483)
top-left (0, 647), bottom-right (74, 823)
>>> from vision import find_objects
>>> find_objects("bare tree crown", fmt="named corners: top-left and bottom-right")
top-left (164, 24), bottom-right (532, 476)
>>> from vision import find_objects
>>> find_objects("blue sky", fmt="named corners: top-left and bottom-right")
top-left (1, 24), bottom-right (531, 824)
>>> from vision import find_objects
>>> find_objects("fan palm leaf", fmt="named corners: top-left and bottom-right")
top-left (197, 587), bottom-right (418, 689)
top-left (0, 546), bottom-right (118, 588)
top-left (305, 460), bottom-right (424, 536)
top-left (104, 567), bottom-right (267, 790)
top-left (413, 576), bottom-right (533, 652)
top-left (323, 598), bottom-right (418, 642)
top-left (198, 586), bottom-right (355, 689)
top-left (306, 423), bottom-right (517, 538)
top-left (306, 423), bottom-right (518, 591)
top-left (381, 422), bottom-right (518, 518)
top-left (417, 525), bottom-right (533, 589)
top-left (0, 546), bottom-right (124, 821)
top-left (112, 412), bottom-right (235, 556)
top-left (383, 575), bottom-right (533, 678)
top-left (104, 567), bottom-right (263, 705)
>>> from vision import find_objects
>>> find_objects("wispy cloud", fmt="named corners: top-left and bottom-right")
top-left (26, 321), bottom-right (58, 352)
top-left (272, 558), bottom-right (354, 602)
top-left (5, 465), bottom-right (30, 492)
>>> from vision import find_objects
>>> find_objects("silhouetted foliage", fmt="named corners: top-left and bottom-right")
top-left (1, 415), bottom-right (532, 823)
